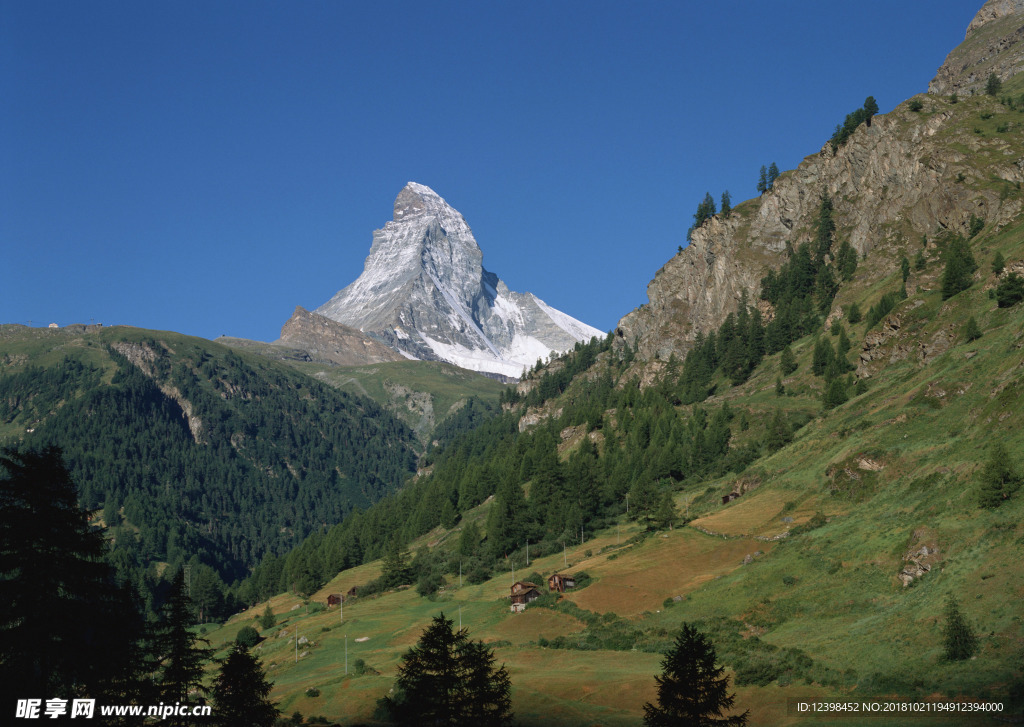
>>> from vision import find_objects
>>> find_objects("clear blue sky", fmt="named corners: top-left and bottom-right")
top-left (1, 1), bottom-right (982, 341)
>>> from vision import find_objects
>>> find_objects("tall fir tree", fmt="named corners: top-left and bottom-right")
top-left (766, 162), bottom-right (780, 190)
top-left (941, 236), bottom-right (978, 300)
top-left (643, 622), bottom-right (748, 727)
top-left (0, 446), bottom-right (149, 710)
top-left (381, 613), bottom-right (512, 726)
top-left (942, 597), bottom-right (979, 661)
top-left (756, 165), bottom-right (768, 195)
top-left (151, 569), bottom-right (215, 721)
top-left (977, 443), bottom-right (1022, 507)
top-left (863, 96), bottom-right (879, 125)
top-left (210, 644), bottom-right (279, 727)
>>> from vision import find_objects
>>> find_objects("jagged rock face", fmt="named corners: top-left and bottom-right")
top-left (277, 306), bottom-right (404, 366)
top-left (316, 182), bottom-right (602, 378)
top-left (618, 74), bottom-right (1024, 362)
top-left (930, 0), bottom-right (1024, 96)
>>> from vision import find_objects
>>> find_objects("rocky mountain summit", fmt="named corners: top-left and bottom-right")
top-left (315, 182), bottom-right (602, 379)
top-left (617, 1), bottom-right (1024, 363)
top-left (930, 0), bottom-right (1024, 96)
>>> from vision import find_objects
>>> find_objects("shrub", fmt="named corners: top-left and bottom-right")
top-left (235, 625), bottom-right (261, 648)
top-left (352, 658), bottom-right (378, 676)
top-left (305, 688), bottom-right (321, 698)
top-left (908, 98), bottom-right (923, 112)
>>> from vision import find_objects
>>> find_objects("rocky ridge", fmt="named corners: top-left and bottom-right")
top-left (930, 0), bottom-right (1024, 96)
top-left (276, 306), bottom-right (404, 366)
top-left (617, 9), bottom-right (1024, 363)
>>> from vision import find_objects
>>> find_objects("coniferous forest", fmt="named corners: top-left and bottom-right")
top-left (0, 330), bottom-right (418, 620)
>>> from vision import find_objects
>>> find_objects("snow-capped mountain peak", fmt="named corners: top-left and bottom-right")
top-left (315, 182), bottom-right (602, 378)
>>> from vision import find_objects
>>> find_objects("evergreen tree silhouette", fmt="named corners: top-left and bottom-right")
top-left (381, 613), bottom-right (512, 726)
top-left (211, 644), bottom-right (279, 726)
top-left (0, 446), bottom-right (148, 711)
top-left (643, 623), bottom-right (748, 726)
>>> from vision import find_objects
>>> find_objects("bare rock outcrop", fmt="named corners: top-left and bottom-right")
top-left (277, 306), bottom-right (404, 366)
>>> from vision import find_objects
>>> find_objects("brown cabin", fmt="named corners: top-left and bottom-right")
top-left (722, 492), bottom-right (740, 505)
top-left (326, 593), bottom-right (342, 608)
top-left (548, 573), bottom-right (576, 593)
top-left (346, 586), bottom-right (358, 599)
top-left (510, 581), bottom-right (542, 612)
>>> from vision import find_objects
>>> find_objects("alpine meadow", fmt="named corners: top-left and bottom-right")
top-left (3, 2), bottom-right (1024, 726)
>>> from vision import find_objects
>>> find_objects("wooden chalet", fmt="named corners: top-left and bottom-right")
top-left (326, 593), bottom-right (342, 608)
top-left (509, 581), bottom-right (542, 613)
top-left (721, 492), bottom-right (740, 505)
top-left (548, 573), bottom-right (576, 593)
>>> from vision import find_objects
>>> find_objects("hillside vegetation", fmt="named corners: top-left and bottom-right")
top-left (219, 337), bottom-right (506, 444)
top-left (215, 82), bottom-right (1024, 725)
top-left (0, 325), bottom-right (418, 616)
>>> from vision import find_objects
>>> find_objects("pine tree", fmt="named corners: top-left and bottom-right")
top-left (756, 166), bottom-right (767, 195)
top-left (643, 622), bottom-right (748, 727)
top-left (992, 251), bottom-right (1005, 275)
top-left (900, 255), bottom-right (911, 283)
top-left (440, 498), bottom-right (459, 529)
top-left (764, 409), bottom-right (792, 452)
top-left (0, 446), bottom-right (149, 706)
top-left (822, 378), bottom-right (848, 410)
top-left (720, 190), bottom-right (732, 217)
top-left (775, 376), bottom-right (785, 397)
top-left (815, 194), bottom-right (836, 262)
top-left (152, 570), bottom-right (215, 716)
top-left (964, 316), bottom-right (982, 342)
top-left (812, 337), bottom-right (835, 377)
top-left (863, 96), bottom-right (879, 125)
top-left (211, 644), bottom-right (279, 727)
top-left (653, 491), bottom-right (678, 530)
top-left (766, 162), bottom-right (779, 190)
top-left (836, 239), bottom-right (858, 281)
top-left (977, 443), bottom-right (1023, 508)
top-left (986, 72), bottom-right (1002, 97)
top-left (847, 301), bottom-right (862, 324)
top-left (836, 326), bottom-right (851, 356)
top-left (259, 603), bottom-right (277, 630)
top-left (995, 273), bottom-right (1024, 308)
top-left (940, 236), bottom-right (978, 300)
top-left (381, 540), bottom-right (414, 588)
top-left (381, 613), bottom-right (512, 726)
top-left (780, 345), bottom-right (798, 375)
top-left (942, 597), bottom-right (978, 661)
